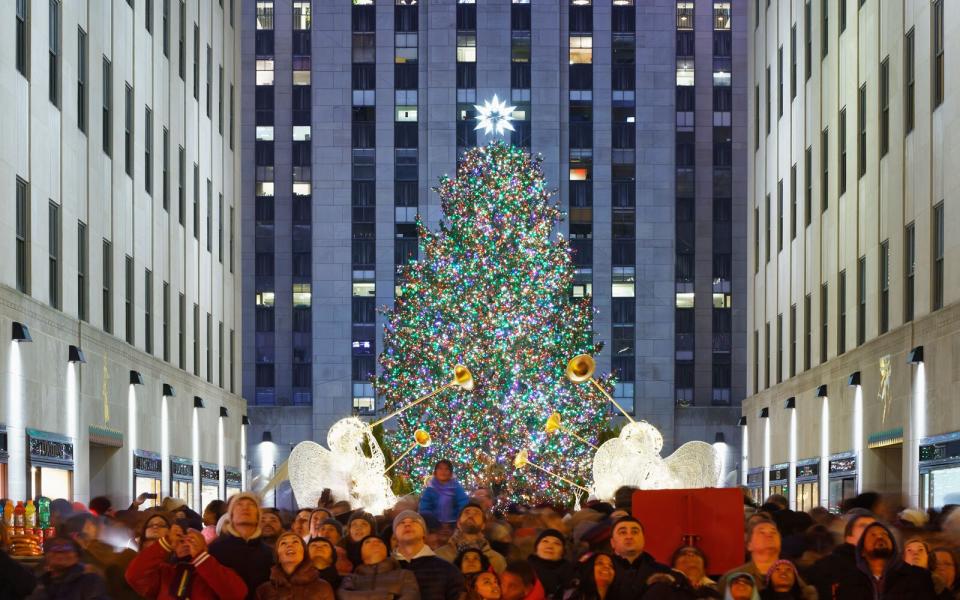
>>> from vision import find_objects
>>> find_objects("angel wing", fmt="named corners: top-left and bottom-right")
top-left (662, 441), bottom-right (722, 489)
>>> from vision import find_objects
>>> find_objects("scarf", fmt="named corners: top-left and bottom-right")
top-left (169, 555), bottom-right (196, 599)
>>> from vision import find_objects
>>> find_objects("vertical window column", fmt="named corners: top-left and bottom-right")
top-left (510, 0), bottom-right (531, 148)
top-left (455, 1), bottom-right (477, 161)
top-left (292, 1), bottom-right (313, 405)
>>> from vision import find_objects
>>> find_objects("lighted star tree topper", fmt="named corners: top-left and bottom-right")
top-left (375, 141), bottom-right (615, 504)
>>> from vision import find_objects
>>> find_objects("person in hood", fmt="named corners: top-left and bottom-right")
top-left (436, 503), bottom-right (507, 574)
top-left (307, 537), bottom-right (341, 589)
top-left (760, 561), bottom-right (805, 600)
top-left (125, 519), bottom-right (248, 600)
top-left (393, 510), bottom-right (465, 600)
top-left (344, 512), bottom-right (377, 567)
top-left (418, 460), bottom-right (469, 526)
top-left (337, 535), bottom-right (420, 600)
top-left (499, 561), bottom-right (545, 600)
top-left (725, 573), bottom-right (761, 600)
top-left (802, 509), bottom-right (876, 600)
top-left (256, 532), bottom-right (333, 600)
top-left (604, 517), bottom-right (673, 600)
top-left (565, 552), bottom-right (616, 600)
top-left (526, 529), bottom-right (573, 600)
top-left (208, 492), bottom-right (275, 600)
top-left (831, 521), bottom-right (937, 600)
top-left (720, 519), bottom-right (815, 600)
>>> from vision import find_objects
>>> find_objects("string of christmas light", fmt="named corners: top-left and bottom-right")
top-left (374, 141), bottom-right (616, 504)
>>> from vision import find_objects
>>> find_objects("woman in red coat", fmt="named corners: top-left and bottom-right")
top-left (126, 518), bottom-right (248, 600)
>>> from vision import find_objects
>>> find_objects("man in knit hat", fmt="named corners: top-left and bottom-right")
top-left (393, 509), bottom-right (465, 600)
top-left (207, 491), bottom-right (274, 600)
top-left (435, 502), bottom-right (507, 573)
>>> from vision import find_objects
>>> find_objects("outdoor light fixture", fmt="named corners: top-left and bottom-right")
top-left (262, 431), bottom-right (273, 443)
top-left (816, 384), bottom-right (828, 398)
top-left (219, 407), bottom-right (229, 418)
top-left (738, 416), bottom-right (747, 426)
top-left (242, 415), bottom-right (250, 426)
top-left (162, 383), bottom-right (176, 397)
top-left (908, 346), bottom-right (924, 364)
top-left (848, 371), bottom-right (861, 387)
top-left (714, 432), bottom-right (726, 444)
top-left (759, 407), bottom-right (769, 418)
top-left (11, 322), bottom-right (31, 342)
top-left (129, 370), bottom-right (144, 385)
top-left (193, 396), bottom-right (205, 408)
top-left (68, 345), bottom-right (86, 363)
top-left (785, 397), bottom-right (796, 409)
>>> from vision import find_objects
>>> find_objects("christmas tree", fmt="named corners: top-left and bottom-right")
top-left (375, 142), bottom-right (613, 504)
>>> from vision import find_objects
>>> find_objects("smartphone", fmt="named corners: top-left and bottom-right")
top-left (143, 493), bottom-right (158, 500)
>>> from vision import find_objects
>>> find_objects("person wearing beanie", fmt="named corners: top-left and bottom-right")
top-left (255, 531), bottom-right (333, 600)
top-left (208, 492), bottom-right (274, 600)
top-left (759, 561), bottom-right (805, 600)
top-left (125, 519), bottom-right (248, 600)
top-left (337, 536), bottom-right (420, 600)
top-left (345, 512), bottom-right (377, 568)
top-left (436, 503), bottom-right (507, 574)
top-left (725, 573), bottom-right (761, 600)
top-left (313, 517), bottom-right (353, 575)
top-left (802, 509), bottom-right (875, 600)
top-left (670, 545), bottom-right (720, 598)
top-left (30, 535), bottom-right (107, 600)
top-left (307, 537), bottom-right (342, 589)
top-left (394, 509), bottom-right (465, 600)
top-left (527, 529), bottom-right (573, 600)
top-left (720, 519), bottom-right (815, 600)
top-left (418, 460), bottom-right (470, 526)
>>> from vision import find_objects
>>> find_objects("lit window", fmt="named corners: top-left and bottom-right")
top-left (256, 59), bottom-right (274, 86)
top-left (676, 59), bottom-right (695, 86)
top-left (256, 126), bottom-right (274, 141)
top-left (396, 106), bottom-right (418, 122)
top-left (293, 182), bottom-right (311, 196)
top-left (256, 291), bottom-right (275, 306)
top-left (569, 36), bottom-right (593, 64)
top-left (293, 126), bottom-right (311, 141)
top-left (293, 283), bottom-right (311, 307)
top-left (293, 70), bottom-right (310, 85)
top-left (256, 2), bottom-right (274, 30)
top-left (713, 293), bottom-right (732, 308)
top-left (714, 2), bottom-right (731, 30)
top-left (511, 109), bottom-right (527, 120)
top-left (569, 168), bottom-right (589, 181)
top-left (456, 34), bottom-right (476, 63)
top-left (256, 181), bottom-right (274, 196)
top-left (613, 267), bottom-right (635, 298)
top-left (572, 283), bottom-right (593, 298)
top-left (676, 292), bottom-right (695, 308)
top-left (293, 2), bottom-right (311, 30)
top-left (676, 2), bottom-right (694, 30)
top-left (354, 0), bottom-right (374, 4)
top-left (352, 282), bottom-right (375, 297)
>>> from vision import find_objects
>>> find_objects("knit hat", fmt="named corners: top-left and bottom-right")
top-left (320, 517), bottom-right (344, 537)
top-left (348, 511), bottom-right (378, 536)
top-left (160, 497), bottom-right (188, 513)
top-left (393, 509), bottom-right (427, 535)
top-left (227, 492), bottom-right (262, 519)
top-left (765, 559), bottom-right (798, 585)
top-left (535, 528), bottom-right (566, 550)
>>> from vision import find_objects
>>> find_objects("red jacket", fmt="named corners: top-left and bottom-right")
top-left (126, 538), bottom-right (248, 600)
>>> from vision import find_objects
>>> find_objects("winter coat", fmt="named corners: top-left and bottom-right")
top-left (397, 554), bottom-right (465, 600)
top-left (435, 531), bottom-right (507, 574)
top-left (255, 562), bottom-right (335, 600)
top-left (830, 522), bottom-right (937, 600)
top-left (337, 558), bottom-right (421, 600)
top-left (208, 529), bottom-right (275, 600)
top-left (418, 478), bottom-right (469, 525)
top-left (82, 539), bottom-right (140, 600)
top-left (27, 564), bottom-right (109, 600)
top-left (0, 549), bottom-right (37, 600)
top-left (720, 562), bottom-right (816, 600)
top-left (606, 552), bottom-right (673, 600)
top-left (125, 536), bottom-right (248, 600)
top-left (802, 544), bottom-right (859, 600)
top-left (527, 555), bottom-right (575, 600)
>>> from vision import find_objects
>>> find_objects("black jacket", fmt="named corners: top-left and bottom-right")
top-left (528, 555), bottom-right (575, 600)
top-left (803, 543), bottom-right (859, 600)
top-left (27, 564), bottom-right (109, 600)
top-left (831, 522), bottom-right (937, 600)
top-left (0, 550), bottom-right (36, 600)
top-left (208, 532), bottom-right (275, 600)
top-left (607, 552), bottom-right (674, 600)
top-left (397, 555), bottom-right (464, 600)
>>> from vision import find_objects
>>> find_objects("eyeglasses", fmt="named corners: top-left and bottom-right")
top-left (146, 522), bottom-right (170, 530)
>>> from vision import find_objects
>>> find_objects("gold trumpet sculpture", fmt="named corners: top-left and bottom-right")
top-left (513, 449), bottom-right (590, 493)
top-left (385, 429), bottom-right (432, 473)
top-left (371, 365), bottom-right (474, 427)
top-left (565, 354), bottom-right (635, 422)
top-left (544, 412), bottom-right (598, 449)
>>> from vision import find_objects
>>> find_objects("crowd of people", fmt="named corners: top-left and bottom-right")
top-left (2, 458), bottom-right (960, 600)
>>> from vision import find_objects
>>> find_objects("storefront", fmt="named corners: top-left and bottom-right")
top-left (199, 463), bottom-right (220, 510)
top-left (27, 429), bottom-right (74, 500)
top-left (170, 456), bottom-right (194, 510)
top-left (827, 452), bottom-right (857, 512)
top-left (768, 463), bottom-right (789, 498)
top-left (746, 467), bottom-right (763, 504)
top-left (225, 468), bottom-right (242, 498)
top-left (134, 451), bottom-right (162, 508)
top-left (920, 431), bottom-right (960, 509)
top-left (795, 459), bottom-right (820, 512)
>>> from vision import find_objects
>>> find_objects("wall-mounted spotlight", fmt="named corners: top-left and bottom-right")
top-left (129, 370), bottom-right (144, 385)
top-left (714, 432), bottom-right (726, 444)
top-left (162, 383), bottom-right (176, 397)
top-left (12, 321), bottom-right (32, 342)
top-left (908, 346), bottom-right (924, 364)
top-left (738, 416), bottom-right (747, 426)
top-left (848, 371), bottom-right (861, 387)
top-left (262, 431), bottom-right (273, 443)
top-left (759, 407), bottom-right (770, 418)
top-left (784, 397), bottom-right (796, 409)
top-left (193, 396), bottom-right (205, 409)
top-left (68, 345), bottom-right (86, 363)
top-left (219, 406), bottom-right (229, 418)
top-left (816, 384), bottom-right (828, 397)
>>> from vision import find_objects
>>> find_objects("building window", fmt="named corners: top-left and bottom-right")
top-left (218, 66), bottom-right (223, 134)
top-left (777, 180), bottom-right (783, 253)
top-left (229, 329), bottom-right (235, 393)
top-left (48, 202), bottom-right (60, 309)
top-left (178, 293), bottom-right (186, 369)
top-left (804, 1), bottom-right (811, 81)
top-left (163, 0), bottom-right (170, 57)
top-left (753, 330), bottom-right (759, 393)
top-left (257, 1), bottom-right (274, 29)
top-left (933, 202), bottom-right (944, 311)
top-left (777, 46), bottom-right (783, 118)
top-left (163, 282), bottom-right (170, 361)
top-left (145, 0), bottom-right (153, 32)
top-left (857, 85), bottom-right (866, 178)
top-left (820, 283), bottom-right (828, 364)
top-left (162, 128), bottom-right (169, 210)
top-left (805, 146), bottom-right (812, 226)
top-left (145, 270), bottom-right (153, 354)
top-left (789, 304), bottom-right (796, 378)
top-left (78, 221), bottom-right (87, 321)
top-left (879, 240), bottom-right (889, 334)
top-left (838, 107), bottom-right (846, 195)
top-left (790, 25), bottom-right (797, 99)
top-left (857, 257), bottom-right (865, 346)
top-left (229, 206), bottom-right (234, 273)
top-left (178, 0), bottom-right (185, 79)
top-left (904, 222), bottom-right (915, 322)
top-left (16, 0), bottom-right (28, 76)
top-left (125, 255), bottom-right (134, 344)
top-left (193, 303), bottom-right (200, 376)
top-left (103, 240), bottom-right (113, 334)
top-left (218, 322), bottom-right (224, 387)
top-left (77, 28), bottom-right (87, 132)
top-left (570, 35), bottom-right (593, 64)
top-left (765, 66), bottom-right (771, 133)
top-left (837, 270), bottom-right (846, 355)
top-left (776, 313), bottom-right (783, 384)
top-left (49, 0), bottom-right (60, 107)
top-left (754, 85), bottom-right (760, 150)
top-left (764, 321), bottom-right (771, 389)
top-left (879, 57), bottom-right (889, 157)
top-left (206, 313), bottom-right (212, 382)
top-left (294, 2), bottom-right (311, 30)
top-left (765, 194), bottom-right (770, 263)
top-left (838, 0), bottom-right (846, 32)
top-left (790, 164), bottom-right (797, 240)
top-left (821, 0), bottom-right (828, 57)
top-left (193, 24), bottom-right (199, 100)
top-left (206, 179), bottom-right (212, 252)
top-left (124, 85), bottom-right (133, 177)
top-left (102, 58), bottom-right (112, 156)
top-left (178, 146), bottom-right (185, 225)
top-left (933, 0), bottom-right (944, 108)
top-left (205, 45), bottom-right (212, 117)
top-left (754, 206), bottom-right (760, 273)
top-left (193, 163), bottom-right (199, 239)
top-left (16, 177), bottom-right (29, 294)
top-left (905, 28), bottom-right (914, 133)
top-left (218, 193), bottom-right (223, 262)
top-left (820, 128), bottom-right (828, 211)
top-left (145, 107), bottom-right (153, 194)
top-left (803, 294), bottom-right (811, 371)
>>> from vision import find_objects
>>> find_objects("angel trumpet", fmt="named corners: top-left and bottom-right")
top-left (385, 429), bottom-right (431, 473)
top-left (565, 355), bottom-right (635, 422)
top-left (371, 365), bottom-right (474, 427)
top-left (513, 448), bottom-right (590, 493)
top-left (544, 412), bottom-right (598, 449)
